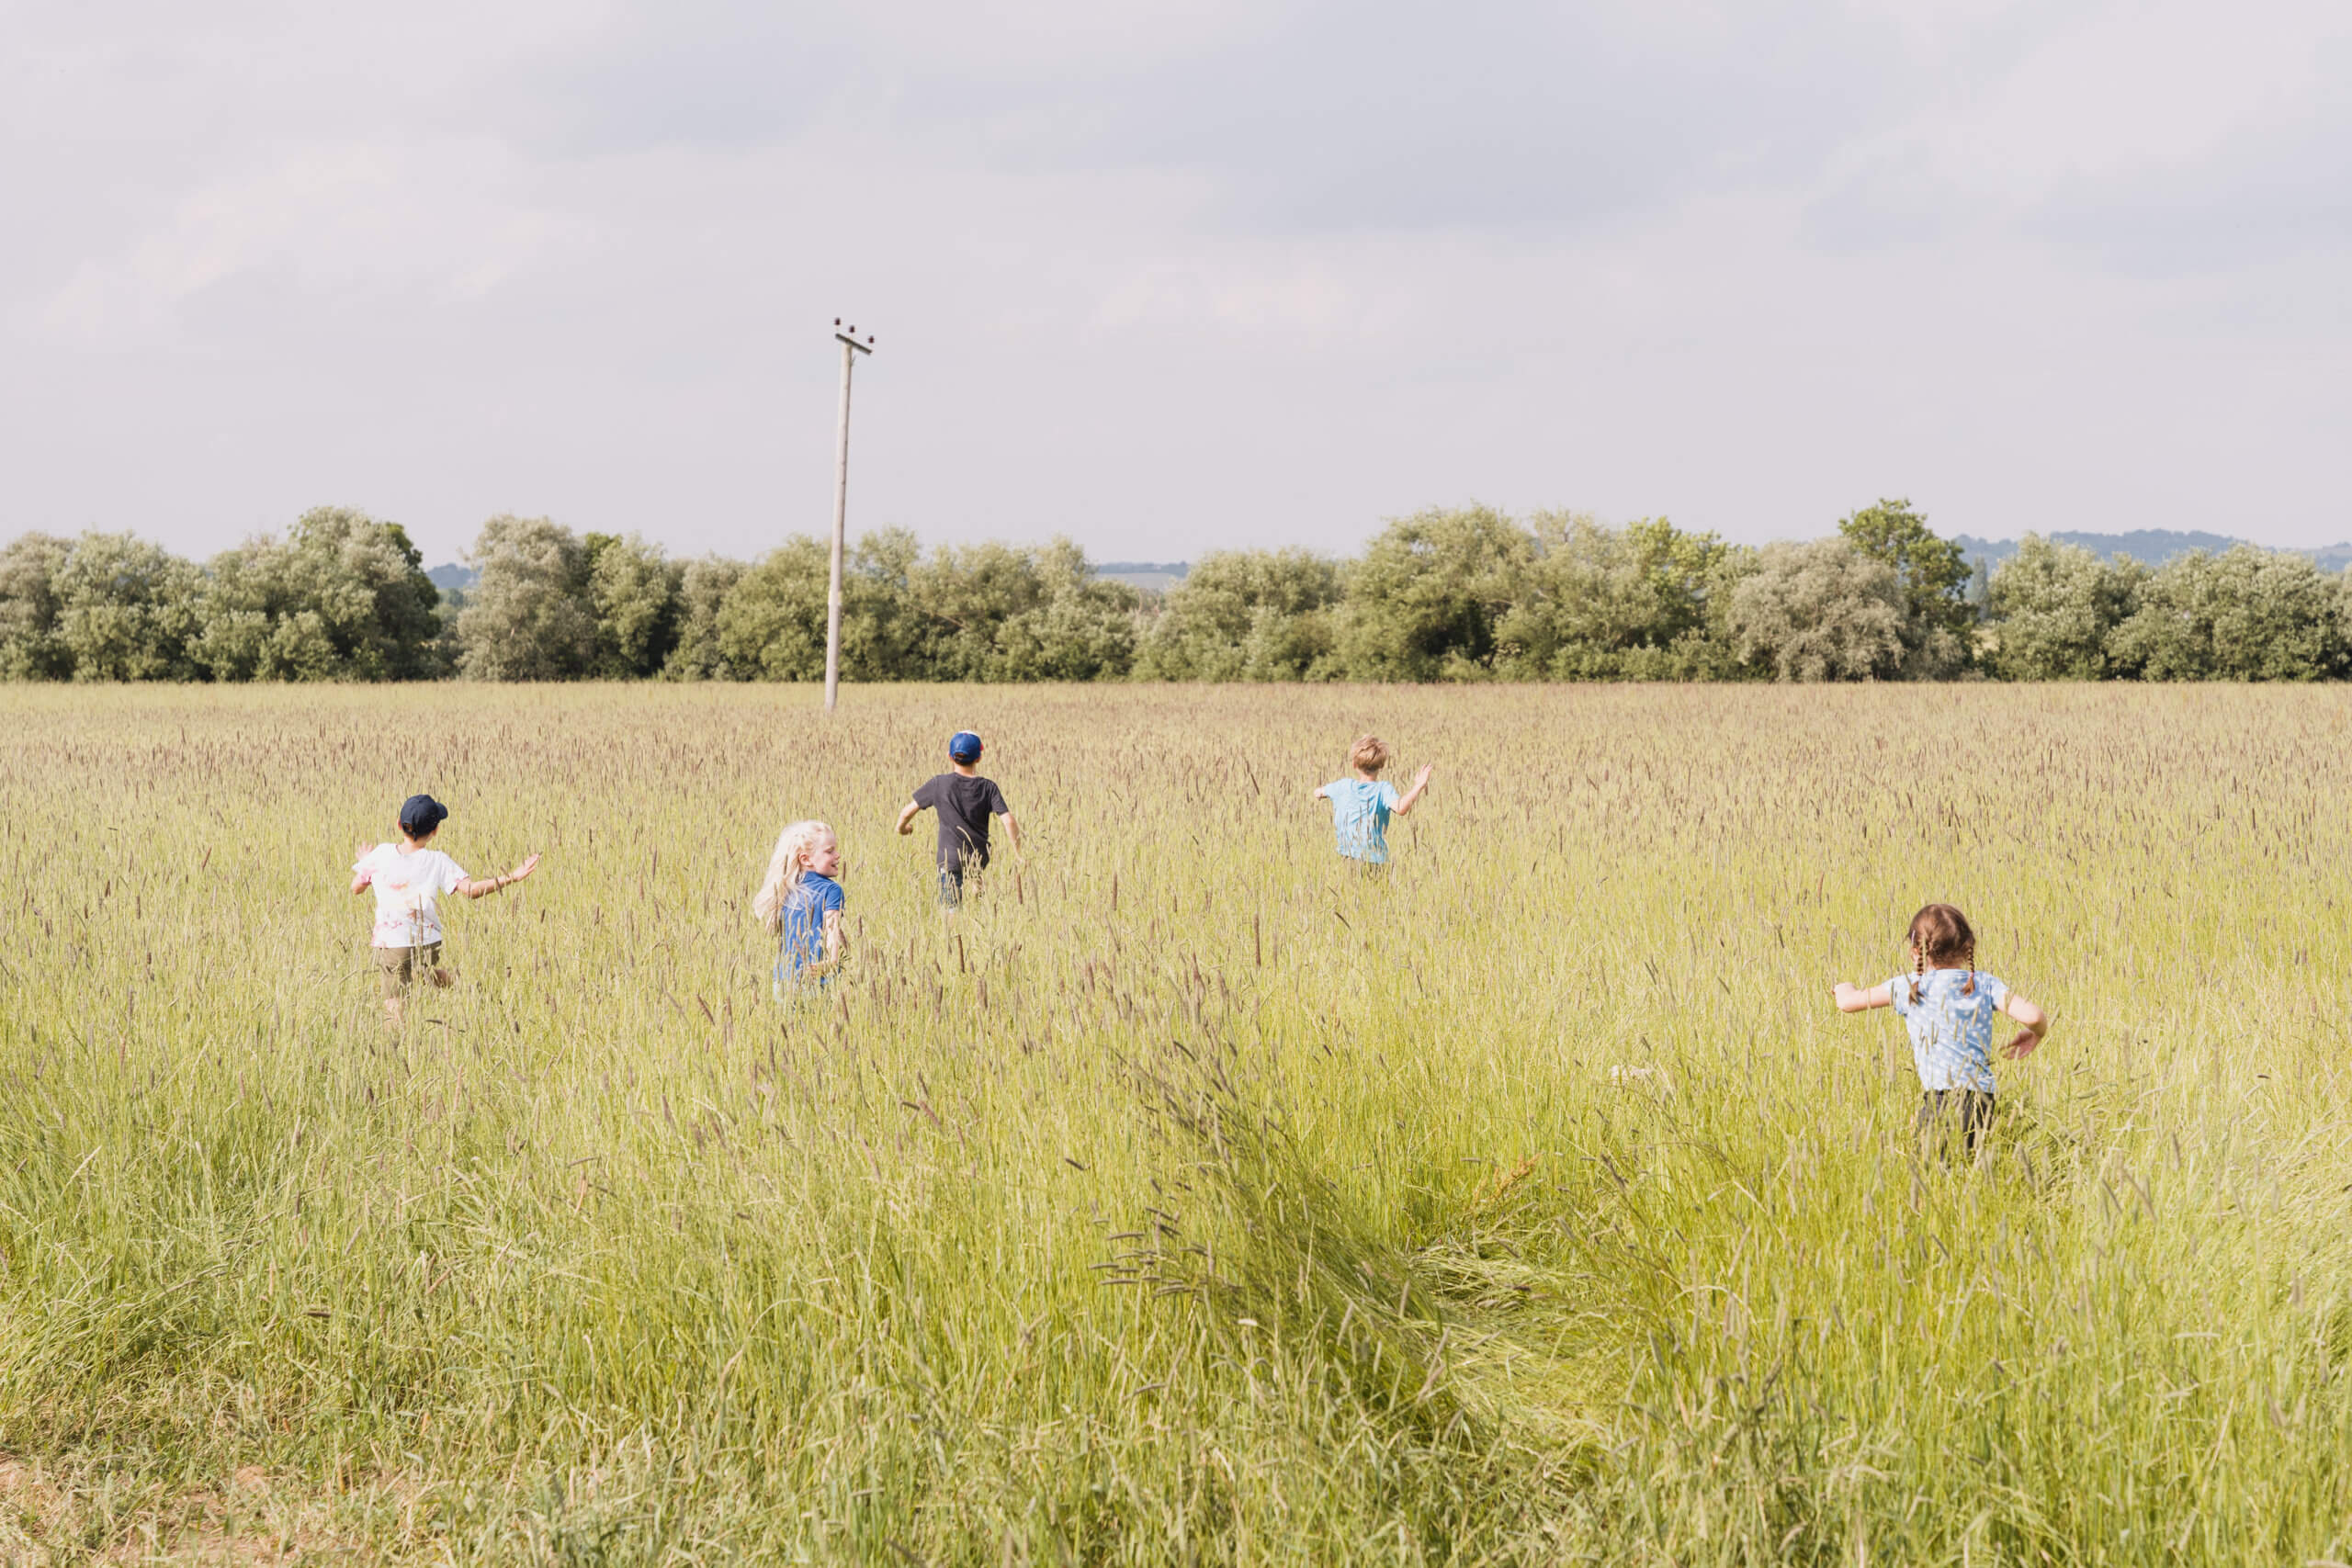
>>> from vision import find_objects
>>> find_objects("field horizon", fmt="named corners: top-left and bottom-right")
top-left (4, 682), bottom-right (2350, 1564)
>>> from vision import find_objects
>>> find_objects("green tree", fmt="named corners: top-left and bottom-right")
top-left (1495, 513), bottom-right (1740, 679)
top-left (1336, 505), bottom-right (1534, 681)
top-left (583, 533), bottom-right (684, 679)
top-left (714, 537), bottom-right (831, 680)
top-left (662, 558), bottom-right (749, 680)
top-left (455, 515), bottom-right (596, 680)
top-left (2108, 547), bottom-right (2348, 681)
top-left (1134, 548), bottom-right (1345, 681)
top-left (909, 538), bottom-right (1136, 682)
top-left (1838, 499), bottom-right (1971, 677)
top-left (1985, 536), bottom-right (2143, 680)
top-left (51, 533), bottom-right (203, 681)
top-left (0, 533), bottom-right (75, 679)
top-left (1724, 538), bottom-right (1905, 682)
top-left (194, 507), bottom-right (443, 681)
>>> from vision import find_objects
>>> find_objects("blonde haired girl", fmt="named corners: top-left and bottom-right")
top-left (754, 819), bottom-right (845, 999)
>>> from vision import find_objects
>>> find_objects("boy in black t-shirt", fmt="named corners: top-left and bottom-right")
top-left (897, 730), bottom-right (1023, 907)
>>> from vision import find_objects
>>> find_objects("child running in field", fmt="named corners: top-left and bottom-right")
top-left (1314, 734), bottom-right (1433, 867)
top-left (1831, 903), bottom-right (2049, 1156)
top-left (754, 819), bottom-right (846, 1001)
top-left (351, 795), bottom-right (542, 1025)
top-left (896, 730), bottom-right (1022, 908)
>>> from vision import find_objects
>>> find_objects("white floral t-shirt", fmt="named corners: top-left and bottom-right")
top-left (355, 844), bottom-right (469, 949)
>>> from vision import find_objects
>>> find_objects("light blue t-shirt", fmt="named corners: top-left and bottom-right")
top-left (1887, 968), bottom-right (2011, 1094)
top-left (775, 873), bottom-right (845, 989)
top-left (1325, 778), bottom-right (1402, 863)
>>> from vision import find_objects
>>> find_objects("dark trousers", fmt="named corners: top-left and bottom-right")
top-left (1917, 1089), bottom-right (1996, 1156)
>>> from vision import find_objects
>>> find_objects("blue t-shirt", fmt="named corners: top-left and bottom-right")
top-left (1324, 778), bottom-right (1402, 863)
top-left (775, 874), bottom-right (845, 985)
top-left (1887, 968), bottom-right (2011, 1094)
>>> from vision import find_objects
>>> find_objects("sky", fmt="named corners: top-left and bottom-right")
top-left (5, 0), bottom-right (2349, 567)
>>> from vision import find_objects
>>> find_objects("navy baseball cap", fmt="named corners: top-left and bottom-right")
top-left (399, 795), bottom-right (449, 835)
top-left (948, 730), bottom-right (983, 762)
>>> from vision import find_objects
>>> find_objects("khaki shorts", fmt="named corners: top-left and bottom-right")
top-left (373, 942), bottom-right (446, 998)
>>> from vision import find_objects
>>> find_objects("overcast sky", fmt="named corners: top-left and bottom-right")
top-left (5, 1), bottom-right (2348, 566)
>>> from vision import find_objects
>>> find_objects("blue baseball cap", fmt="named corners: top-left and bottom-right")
top-left (399, 794), bottom-right (448, 835)
top-left (948, 730), bottom-right (983, 762)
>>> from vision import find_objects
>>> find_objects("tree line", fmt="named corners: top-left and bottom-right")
top-left (5, 501), bottom-right (2350, 682)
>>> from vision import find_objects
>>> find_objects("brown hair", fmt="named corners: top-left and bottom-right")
top-left (1905, 903), bottom-right (1976, 1004)
top-left (1349, 734), bottom-right (1391, 773)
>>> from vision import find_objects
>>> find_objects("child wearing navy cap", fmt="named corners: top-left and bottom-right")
top-left (351, 795), bottom-right (542, 1024)
top-left (897, 731), bottom-right (1022, 908)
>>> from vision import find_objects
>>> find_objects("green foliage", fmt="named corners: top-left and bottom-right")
top-left (0, 532), bottom-right (75, 680)
top-left (713, 536), bottom-right (830, 680)
top-left (2109, 546), bottom-right (2352, 681)
top-left (1986, 536), bottom-right (2143, 681)
top-left (1496, 513), bottom-right (1744, 679)
top-left (51, 532), bottom-right (204, 682)
top-left (455, 515), bottom-right (596, 681)
top-left (1838, 498), bottom-right (1973, 676)
top-left (193, 507), bottom-right (444, 682)
top-left (583, 533), bottom-right (684, 679)
top-left (1339, 505), bottom-right (1533, 681)
top-left (1135, 547), bottom-right (1345, 681)
top-left (17, 506), bottom-right (2352, 684)
top-left (661, 557), bottom-right (749, 681)
top-left (1724, 538), bottom-right (1907, 681)
top-left (909, 537), bottom-right (1139, 682)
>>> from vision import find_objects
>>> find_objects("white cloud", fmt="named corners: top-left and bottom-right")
top-left (3, 0), bottom-right (2349, 562)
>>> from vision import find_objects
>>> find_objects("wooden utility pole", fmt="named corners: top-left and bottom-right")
top-left (826, 319), bottom-right (875, 713)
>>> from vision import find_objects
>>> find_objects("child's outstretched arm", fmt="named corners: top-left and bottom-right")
top-left (457, 853), bottom-right (543, 900)
top-left (895, 800), bottom-right (923, 836)
top-left (805, 908), bottom-right (848, 976)
top-left (1393, 762), bottom-right (1435, 817)
top-left (1999, 991), bottom-right (2049, 1058)
top-left (1831, 981), bottom-right (1893, 1012)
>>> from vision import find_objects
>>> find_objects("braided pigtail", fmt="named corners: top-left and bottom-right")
top-left (1904, 903), bottom-right (1977, 1006)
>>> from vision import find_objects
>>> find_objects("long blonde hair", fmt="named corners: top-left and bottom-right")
top-left (753, 819), bottom-right (834, 932)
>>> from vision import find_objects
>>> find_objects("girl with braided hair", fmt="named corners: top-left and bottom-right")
top-left (1830, 903), bottom-right (2048, 1155)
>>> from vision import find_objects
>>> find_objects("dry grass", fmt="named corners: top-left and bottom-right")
top-left (3, 682), bottom-right (2352, 1563)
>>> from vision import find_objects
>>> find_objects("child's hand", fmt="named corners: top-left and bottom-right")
top-left (1999, 1030), bottom-right (2041, 1060)
top-left (509, 852), bottom-right (543, 882)
top-left (354, 840), bottom-right (372, 865)
top-left (1412, 762), bottom-right (1434, 788)
top-left (1830, 981), bottom-right (1858, 1004)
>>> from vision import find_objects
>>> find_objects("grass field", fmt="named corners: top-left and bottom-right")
top-left (4, 682), bottom-right (2352, 1564)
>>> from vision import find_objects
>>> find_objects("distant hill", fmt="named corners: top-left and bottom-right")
top-left (426, 563), bottom-right (479, 593)
top-left (1094, 560), bottom-right (1188, 593)
top-left (1955, 531), bottom-right (2352, 571)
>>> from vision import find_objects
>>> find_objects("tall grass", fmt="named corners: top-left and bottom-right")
top-left (3, 682), bottom-right (2351, 1562)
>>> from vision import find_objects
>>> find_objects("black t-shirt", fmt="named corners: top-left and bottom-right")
top-left (912, 773), bottom-right (1009, 874)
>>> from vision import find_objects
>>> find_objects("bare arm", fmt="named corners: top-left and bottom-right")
top-left (457, 853), bottom-right (543, 900)
top-left (896, 800), bottom-right (922, 836)
top-left (1392, 763), bottom-right (1435, 817)
top-left (1000, 810), bottom-right (1023, 855)
top-left (1999, 991), bottom-right (2049, 1059)
top-left (1831, 981), bottom-right (1894, 1013)
top-left (350, 841), bottom-right (375, 896)
top-left (805, 908), bottom-right (848, 976)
